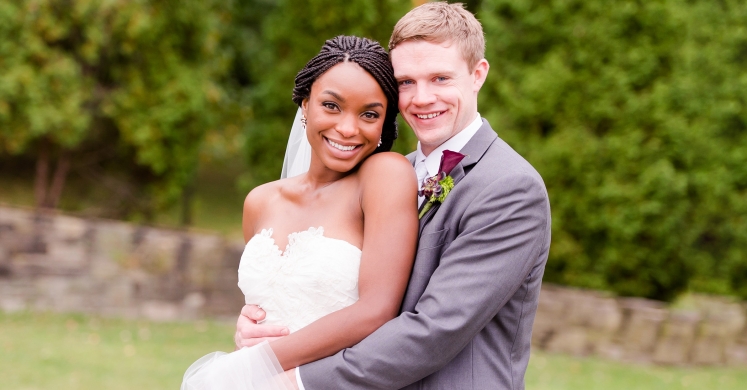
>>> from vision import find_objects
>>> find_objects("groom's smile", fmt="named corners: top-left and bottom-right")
top-left (415, 111), bottom-right (445, 120)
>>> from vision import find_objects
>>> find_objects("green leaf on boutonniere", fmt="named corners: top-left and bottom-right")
top-left (419, 174), bottom-right (456, 219)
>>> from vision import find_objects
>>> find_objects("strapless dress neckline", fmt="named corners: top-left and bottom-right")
top-left (252, 227), bottom-right (361, 256)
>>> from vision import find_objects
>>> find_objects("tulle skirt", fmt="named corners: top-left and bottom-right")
top-left (181, 341), bottom-right (296, 390)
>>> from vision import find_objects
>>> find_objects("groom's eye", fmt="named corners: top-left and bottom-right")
top-left (398, 80), bottom-right (413, 87)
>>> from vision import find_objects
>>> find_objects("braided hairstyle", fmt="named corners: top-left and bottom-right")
top-left (293, 36), bottom-right (399, 152)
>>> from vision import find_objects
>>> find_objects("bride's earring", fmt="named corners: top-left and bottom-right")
top-left (301, 115), bottom-right (307, 131)
top-left (377, 137), bottom-right (382, 148)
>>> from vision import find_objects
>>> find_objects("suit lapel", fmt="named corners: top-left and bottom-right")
top-left (417, 121), bottom-right (498, 232)
top-left (405, 151), bottom-right (417, 166)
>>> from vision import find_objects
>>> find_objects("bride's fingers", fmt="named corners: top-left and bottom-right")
top-left (240, 304), bottom-right (265, 321)
top-left (238, 322), bottom-right (290, 339)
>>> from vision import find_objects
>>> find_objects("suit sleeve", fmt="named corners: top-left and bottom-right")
top-left (299, 172), bottom-right (550, 389)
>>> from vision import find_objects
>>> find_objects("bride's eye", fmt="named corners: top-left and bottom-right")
top-left (322, 102), bottom-right (339, 111)
top-left (361, 111), bottom-right (380, 120)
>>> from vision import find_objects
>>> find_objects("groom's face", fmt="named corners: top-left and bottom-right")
top-left (392, 40), bottom-right (488, 155)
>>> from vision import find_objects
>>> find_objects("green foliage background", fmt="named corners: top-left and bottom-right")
top-left (477, 0), bottom-right (747, 301)
top-left (0, 0), bottom-right (231, 217)
top-left (1, 0), bottom-right (746, 301)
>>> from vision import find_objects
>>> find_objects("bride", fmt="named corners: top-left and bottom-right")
top-left (182, 35), bottom-right (419, 389)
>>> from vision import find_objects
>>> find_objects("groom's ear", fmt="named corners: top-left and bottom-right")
top-left (472, 59), bottom-right (490, 93)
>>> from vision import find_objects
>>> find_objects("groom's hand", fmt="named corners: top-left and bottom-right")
top-left (234, 304), bottom-right (290, 349)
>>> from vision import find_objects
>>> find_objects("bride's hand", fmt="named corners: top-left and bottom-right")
top-left (234, 304), bottom-right (290, 349)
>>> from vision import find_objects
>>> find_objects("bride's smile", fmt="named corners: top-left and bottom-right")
top-left (324, 137), bottom-right (360, 152)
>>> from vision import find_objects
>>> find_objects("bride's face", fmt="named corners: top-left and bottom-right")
top-left (302, 61), bottom-right (387, 174)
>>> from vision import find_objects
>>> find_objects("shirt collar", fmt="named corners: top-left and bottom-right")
top-left (415, 113), bottom-right (482, 177)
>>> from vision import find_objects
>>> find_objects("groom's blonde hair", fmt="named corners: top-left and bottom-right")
top-left (389, 2), bottom-right (485, 71)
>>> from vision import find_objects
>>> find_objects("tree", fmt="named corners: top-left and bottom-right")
top-left (0, 0), bottom-right (232, 219)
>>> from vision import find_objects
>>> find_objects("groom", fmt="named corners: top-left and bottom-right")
top-left (237, 3), bottom-right (550, 389)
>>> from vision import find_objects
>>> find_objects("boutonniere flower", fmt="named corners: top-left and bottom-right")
top-left (418, 150), bottom-right (466, 219)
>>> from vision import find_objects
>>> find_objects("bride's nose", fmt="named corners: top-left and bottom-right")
top-left (334, 112), bottom-right (359, 138)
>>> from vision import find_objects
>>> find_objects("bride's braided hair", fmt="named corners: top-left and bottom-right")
top-left (292, 35), bottom-right (399, 152)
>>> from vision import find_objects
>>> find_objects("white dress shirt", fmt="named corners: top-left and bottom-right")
top-left (415, 113), bottom-right (483, 207)
top-left (296, 368), bottom-right (305, 390)
top-left (296, 113), bottom-right (483, 390)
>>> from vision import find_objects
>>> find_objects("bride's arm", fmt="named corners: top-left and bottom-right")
top-left (269, 152), bottom-right (419, 370)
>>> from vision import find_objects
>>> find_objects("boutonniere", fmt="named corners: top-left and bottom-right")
top-left (418, 150), bottom-right (466, 219)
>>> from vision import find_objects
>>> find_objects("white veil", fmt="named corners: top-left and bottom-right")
top-left (280, 108), bottom-right (312, 179)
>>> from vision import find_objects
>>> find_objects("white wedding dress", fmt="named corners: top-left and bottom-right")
top-left (182, 227), bottom-right (362, 389)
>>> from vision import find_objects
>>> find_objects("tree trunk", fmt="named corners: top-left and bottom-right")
top-left (47, 153), bottom-right (71, 209)
top-left (180, 179), bottom-right (195, 227)
top-left (33, 139), bottom-right (71, 210)
top-left (34, 139), bottom-right (50, 209)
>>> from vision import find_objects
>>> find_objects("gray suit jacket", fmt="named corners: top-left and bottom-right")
top-left (300, 120), bottom-right (551, 389)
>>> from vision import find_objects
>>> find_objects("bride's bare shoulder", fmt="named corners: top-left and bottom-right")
top-left (358, 152), bottom-right (417, 195)
top-left (243, 180), bottom-right (285, 214)
top-left (358, 152), bottom-right (414, 179)
top-left (242, 179), bottom-right (290, 237)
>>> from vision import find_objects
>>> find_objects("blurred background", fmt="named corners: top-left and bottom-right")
top-left (1, 0), bottom-right (746, 389)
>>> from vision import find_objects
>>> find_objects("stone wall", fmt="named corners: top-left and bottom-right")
top-left (1, 205), bottom-right (746, 366)
top-left (0, 205), bottom-right (245, 321)
top-left (533, 285), bottom-right (747, 366)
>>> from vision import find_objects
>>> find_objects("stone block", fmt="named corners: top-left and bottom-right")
top-left (596, 342), bottom-right (625, 361)
top-left (0, 210), bottom-right (41, 254)
top-left (34, 276), bottom-right (74, 309)
top-left (691, 305), bottom-right (746, 365)
top-left (0, 296), bottom-right (27, 312)
top-left (204, 289), bottom-right (244, 317)
top-left (588, 297), bottom-right (623, 333)
top-left (181, 292), bottom-right (207, 319)
top-left (53, 215), bottom-right (88, 241)
top-left (93, 221), bottom-right (135, 266)
top-left (725, 343), bottom-right (747, 366)
top-left (45, 216), bottom-right (90, 270)
top-left (45, 239), bottom-right (88, 270)
top-left (130, 229), bottom-right (183, 274)
top-left (89, 257), bottom-right (121, 279)
top-left (544, 327), bottom-right (589, 356)
top-left (0, 206), bottom-right (35, 236)
top-left (533, 287), bottom-right (576, 349)
top-left (617, 298), bottom-right (667, 360)
top-left (185, 234), bottom-right (225, 288)
top-left (101, 278), bottom-right (136, 307)
top-left (583, 296), bottom-right (623, 354)
top-left (653, 311), bottom-right (699, 365)
top-left (222, 242), bottom-right (245, 271)
top-left (692, 333), bottom-right (725, 365)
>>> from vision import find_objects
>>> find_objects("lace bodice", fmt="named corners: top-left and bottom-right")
top-left (238, 227), bottom-right (362, 333)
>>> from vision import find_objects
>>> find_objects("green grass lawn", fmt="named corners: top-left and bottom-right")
top-left (0, 311), bottom-right (235, 390)
top-left (525, 351), bottom-right (747, 390)
top-left (2, 311), bottom-right (746, 390)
